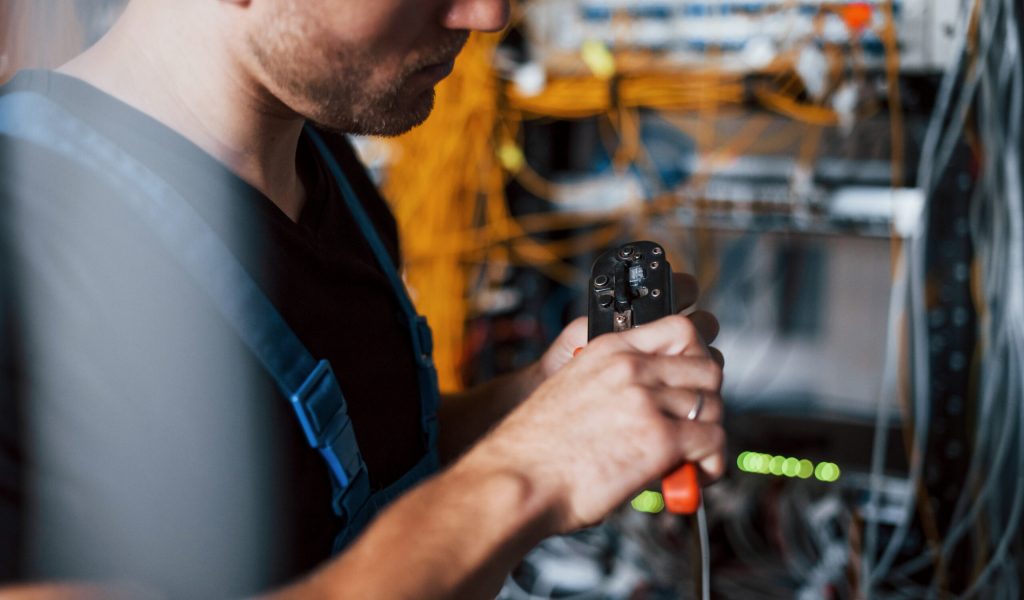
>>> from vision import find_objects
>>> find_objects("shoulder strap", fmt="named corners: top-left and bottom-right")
top-left (305, 128), bottom-right (418, 324)
top-left (306, 128), bottom-right (441, 446)
top-left (0, 91), bottom-right (372, 523)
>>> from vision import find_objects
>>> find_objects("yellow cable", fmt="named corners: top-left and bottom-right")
top-left (383, 32), bottom-right (504, 391)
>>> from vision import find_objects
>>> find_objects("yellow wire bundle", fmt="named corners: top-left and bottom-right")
top-left (382, 32), bottom-right (505, 392)
top-left (506, 72), bottom-right (745, 118)
top-left (383, 2), bottom-right (908, 391)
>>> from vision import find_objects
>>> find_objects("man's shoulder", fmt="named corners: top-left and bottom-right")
top-left (0, 69), bottom-right (56, 97)
top-left (0, 69), bottom-right (238, 187)
top-left (0, 70), bottom-right (178, 193)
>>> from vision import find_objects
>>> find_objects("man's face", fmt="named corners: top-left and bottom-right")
top-left (246, 0), bottom-right (505, 136)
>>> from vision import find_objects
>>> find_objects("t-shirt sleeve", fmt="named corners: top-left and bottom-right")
top-left (0, 137), bottom-right (287, 596)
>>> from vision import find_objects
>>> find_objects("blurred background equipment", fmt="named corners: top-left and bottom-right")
top-left (372, 0), bottom-right (1024, 597)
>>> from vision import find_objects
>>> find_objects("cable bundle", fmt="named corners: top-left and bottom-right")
top-left (383, 1), bottom-right (908, 398)
top-left (861, 0), bottom-right (1024, 596)
top-left (376, 2), bottom-right (1024, 598)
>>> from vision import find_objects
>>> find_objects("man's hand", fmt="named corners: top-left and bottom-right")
top-left (463, 313), bottom-right (725, 533)
top-left (538, 273), bottom-right (724, 379)
top-left (439, 272), bottom-right (724, 462)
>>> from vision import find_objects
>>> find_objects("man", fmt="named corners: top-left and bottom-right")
top-left (0, 0), bottom-right (726, 597)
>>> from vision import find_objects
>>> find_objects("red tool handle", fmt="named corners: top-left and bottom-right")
top-left (662, 462), bottom-right (700, 514)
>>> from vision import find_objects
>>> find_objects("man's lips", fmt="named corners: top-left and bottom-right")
top-left (414, 59), bottom-right (456, 83)
top-left (410, 32), bottom-right (467, 85)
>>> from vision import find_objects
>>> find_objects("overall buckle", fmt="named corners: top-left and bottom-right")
top-left (290, 360), bottom-right (364, 490)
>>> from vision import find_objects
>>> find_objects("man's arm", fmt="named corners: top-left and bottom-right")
top-left (437, 316), bottom-right (591, 461)
top-left (0, 584), bottom-right (155, 599)
top-left (274, 315), bottom-right (725, 600)
top-left (437, 361), bottom-right (546, 462)
top-left (278, 454), bottom-right (559, 599)
top-left (2, 315), bottom-right (724, 599)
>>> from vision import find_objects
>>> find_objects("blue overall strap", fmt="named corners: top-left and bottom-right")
top-left (305, 127), bottom-right (441, 452)
top-left (305, 127), bottom-right (442, 553)
top-left (0, 92), bottom-right (372, 525)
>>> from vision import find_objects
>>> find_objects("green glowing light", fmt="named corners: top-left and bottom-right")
top-left (631, 490), bottom-right (665, 513)
top-left (815, 462), bottom-right (841, 482)
top-left (736, 451), bottom-right (841, 483)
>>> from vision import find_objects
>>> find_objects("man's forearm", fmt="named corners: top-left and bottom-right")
top-left (437, 317), bottom-right (589, 462)
top-left (277, 453), bottom-right (559, 600)
top-left (437, 363), bottom-right (545, 462)
top-left (7, 460), bottom-right (559, 600)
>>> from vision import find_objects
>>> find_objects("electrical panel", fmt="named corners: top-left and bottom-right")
top-left (522, 0), bottom-right (961, 74)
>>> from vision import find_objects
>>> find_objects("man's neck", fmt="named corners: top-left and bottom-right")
top-left (58, 1), bottom-right (308, 222)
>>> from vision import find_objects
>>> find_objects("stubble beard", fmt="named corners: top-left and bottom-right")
top-left (247, 14), bottom-right (440, 137)
top-left (277, 58), bottom-right (437, 137)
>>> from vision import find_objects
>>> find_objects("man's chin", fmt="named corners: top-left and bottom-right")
top-left (372, 89), bottom-right (437, 137)
top-left (314, 89), bottom-right (436, 138)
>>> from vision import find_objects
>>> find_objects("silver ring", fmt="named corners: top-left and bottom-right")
top-left (687, 391), bottom-right (705, 421)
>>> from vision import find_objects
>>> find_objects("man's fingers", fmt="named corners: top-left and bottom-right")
top-left (672, 272), bottom-right (699, 314)
top-left (555, 316), bottom-right (588, 351)
top-left (708, 346), bottom-right (725, 368)
top-left (688, 310), bottom-right (719, 345)
top-left (649, 387), bottom-right (723, 423)
top-left (609, 315), bottom-right (705, 357)
top-left (671, 421), bottom-right (726, 482)
top-left (637, 355), bottom-right (722, 391)
top-left (697, 450), bottom-right (727, 484)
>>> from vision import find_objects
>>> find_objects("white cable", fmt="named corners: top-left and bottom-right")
top-left (861, 240), bottom-right (908, 594)
top-left (697, 500), bottom-right (711, 600)
top-left (868, 219), bottom-right (930, 584)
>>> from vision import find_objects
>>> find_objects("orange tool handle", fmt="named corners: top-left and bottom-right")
top-left (662, 462), bottom-right (700, 514)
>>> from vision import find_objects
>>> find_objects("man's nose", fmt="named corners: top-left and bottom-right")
top-left (441, 0), bottom-right (511, 33)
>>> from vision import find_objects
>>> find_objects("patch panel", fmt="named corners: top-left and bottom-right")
top-left (522, 0), bottom-right (959, 74)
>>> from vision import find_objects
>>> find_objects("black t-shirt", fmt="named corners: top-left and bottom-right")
top-left (0, 70), bottom-right (427, 596)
